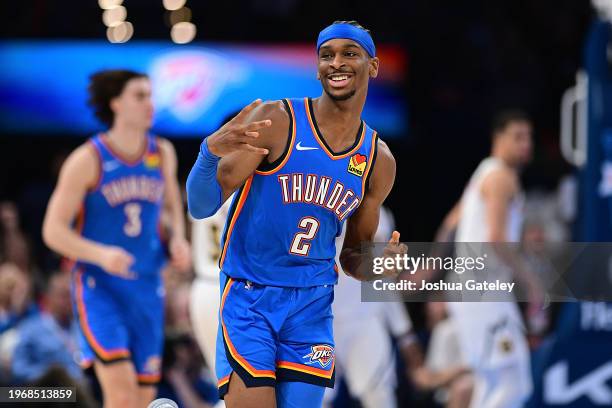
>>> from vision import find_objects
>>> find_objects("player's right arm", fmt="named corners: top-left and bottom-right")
top-left (186, 99), bottom-right (289, 218)
top-left (42, 144), bottom-right (134, 277)
top-left (480, 167), bottom-right (518, 242)
top-left (212, 100), bottom-right (289, 199)
top-left (434, 200), bottom-right (462, 242)
top-left (481, 168), bottom-right (544, 307)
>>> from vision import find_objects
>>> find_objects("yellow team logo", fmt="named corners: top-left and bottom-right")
top-left (347, 153), bottom-right (367, 177)
top-left (144, 153), bottom-right (161, 169)
top-left (500, 338), bottom-right (514, 354)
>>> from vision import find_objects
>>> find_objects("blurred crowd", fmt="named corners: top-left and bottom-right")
top-left (0, 167), bottom-right (576, 407)
top-left (0, 196), bottom-right (220, 407)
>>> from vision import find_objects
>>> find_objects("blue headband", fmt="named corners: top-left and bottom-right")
top-left (316, 23), bottom-right (376, 58)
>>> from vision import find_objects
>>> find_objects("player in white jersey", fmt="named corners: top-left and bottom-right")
top-left (327, 207), bottom-right (417, 408)
top-left (190, 198), bottom-right (232, 376)
top-left (437, 110), bottom-right (535, 408)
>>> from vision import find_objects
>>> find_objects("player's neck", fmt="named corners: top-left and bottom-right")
top-left (313, 95), bottom-right (364, 147)
top-left (317, 91), bottom-right (365, 119)
top-left (105, 123), bottom-right (148, 158)
top-left (491, 151), bottom-right (518, 171)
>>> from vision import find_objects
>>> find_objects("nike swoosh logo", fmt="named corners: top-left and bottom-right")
top-left (102, 161), bottom-right (120, 172)
top-left (296, 142), bottom-right (319, 151)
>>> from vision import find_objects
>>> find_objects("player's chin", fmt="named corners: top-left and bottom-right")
top-left (139, 117), bottom-right (153, 129)
top-left (327, 89), bottom-right (355, 101)
top-left (324, 87), bottom-right (357, 101)
top-left (516, 154), bottom-right (532, 166)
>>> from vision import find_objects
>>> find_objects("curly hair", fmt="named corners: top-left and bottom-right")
top-left (87, 69), bottom-right (148, 128)
top-left (332, 20), bottom-right (371, 35)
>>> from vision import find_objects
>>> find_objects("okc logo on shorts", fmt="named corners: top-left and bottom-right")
top-left (348, 153), bottom-right (367, 177)
top-left (143, 356), bottom-right (161, 374)
top-left (303, 345), bottom-right (334, 368)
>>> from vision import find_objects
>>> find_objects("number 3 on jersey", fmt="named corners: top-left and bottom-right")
top-left (290, 216), bottom-right (320, 256)
top-left (123, 203), bottom-right (142, 237)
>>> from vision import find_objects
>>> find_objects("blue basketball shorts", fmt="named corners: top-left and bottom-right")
top-left (71, 268), bottom-right (164, 385)
top-left (216, 272), bottom-right (335, 399)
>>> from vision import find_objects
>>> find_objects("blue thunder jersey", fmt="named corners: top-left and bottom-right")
top-left (76, 134), bottom-right (167, 280)
top-left (219, 98), bottom-right (379, 287)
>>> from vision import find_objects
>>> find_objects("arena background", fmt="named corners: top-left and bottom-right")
top-left (1, 1), bottom-right (611, 407)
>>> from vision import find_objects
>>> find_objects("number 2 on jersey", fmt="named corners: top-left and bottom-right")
top-left (123, 203), bottom-right (142, 237)
top-left (290, 216), bottom-right (320, 256)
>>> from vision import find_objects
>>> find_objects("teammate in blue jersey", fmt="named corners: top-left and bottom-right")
top-left (187, 21), bottom-right (406, 408)
top-left (43, 70), bottom-right (191, 408)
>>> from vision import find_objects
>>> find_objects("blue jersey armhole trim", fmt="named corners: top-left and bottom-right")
top-left (362, 131), bottom-right (379, 198)
top-left (149, 134), bottom-right (159, 154)
top-left (255, 99), bottom-right (296, 175)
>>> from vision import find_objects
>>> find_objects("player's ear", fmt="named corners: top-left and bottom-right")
top-left (109, 97), bottom-right (120, 115)
top-left (369, 57), bottom-right (379, 79)
top-left (317, 72), bottom-right (321, 80)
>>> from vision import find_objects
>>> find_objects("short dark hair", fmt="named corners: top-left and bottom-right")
top-left (491, 109), bottom-right (531, 138)
top-left (87, 69), bottom-right (148, 127)
top-left (332, 20), bottom-right (371, 35)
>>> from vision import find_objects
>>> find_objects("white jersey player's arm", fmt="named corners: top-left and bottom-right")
top-left (434, 200), bottom-right (462, 243)
top-left (42, 144), bottom-right (134, 277)
top-left (374, 205), bottom-right (415, 337)
top-left (158, 137), bottom-right (191, 271)
top-left (388, 306), bottom-right (464, 392)
top-left (159, 138), bottom-right (187, 241)
top-left (411, 361), bottom-right (470, 391)
top-left (481, 168), bottom-right (543, 306)
top-left (481, 167), bottom-right (518, 242)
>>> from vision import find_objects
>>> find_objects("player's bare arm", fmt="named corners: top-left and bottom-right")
top-left (340, 140), bottom-right (405, 280)
top-left (400, 199), bottom-right (462, 285)
top-left (209, 99), bottom-right (290, 200)
top-left (397, 194), bottom-right (464, 285)
top-left (481, 167), bottom-right (518, 242)
top-left (42, 143), bottom-right (135, 278)
top-left (434, 199), bottom-right (462, 242)
top-left (158, 137), bottom-right (191, 271)
top-left (481, 168), bottom-right (543, 305)
top-left (411, 365), bottom-right (471, 391)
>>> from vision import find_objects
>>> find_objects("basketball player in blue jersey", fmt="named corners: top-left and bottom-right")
top-left (186, 21), bottom-right (405, 408)
top-left (43, 70), bottom-right (191, 408)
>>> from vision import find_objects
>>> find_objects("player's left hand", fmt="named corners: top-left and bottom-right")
top-left (410, 365), bottom-right (470, 390)
top-left (381, 231), bottom-right (408, 278)
top-left (169, 236), bottom-right (191, 272)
